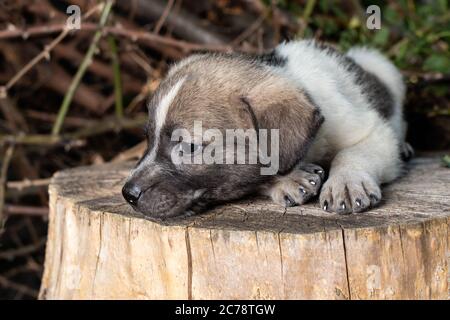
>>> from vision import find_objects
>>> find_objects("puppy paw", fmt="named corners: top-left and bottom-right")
top-left (401, 142), bottom-right (414, 162)
top-left (319, 172), bottom-right (381, 214)
top-left (269, 164), bottom-right (324, 207)
top-left (298, 162), bottom-right (326, 180)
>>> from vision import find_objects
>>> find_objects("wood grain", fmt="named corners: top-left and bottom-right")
top-left (39, 156), bottom-right (450, 299)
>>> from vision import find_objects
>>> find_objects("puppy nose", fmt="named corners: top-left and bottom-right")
top-left (122, 182), bottom-right (142, 205)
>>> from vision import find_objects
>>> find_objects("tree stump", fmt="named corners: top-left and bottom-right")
top-left (39, 156), bottom-right (450, 300)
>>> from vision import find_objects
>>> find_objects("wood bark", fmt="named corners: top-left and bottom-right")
top-left (39, 156), bottom-right (450, 299)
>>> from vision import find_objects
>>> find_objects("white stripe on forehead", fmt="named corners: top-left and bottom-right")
top-left (147, 76), bottom-right (186, 162)
top-left (129, 77), bottom-right (186, 176)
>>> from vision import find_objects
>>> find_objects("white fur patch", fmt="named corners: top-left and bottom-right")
top-left (148, 77), bottom-right (186, 161)
top-left (275, 40), bottom-right (403, 183)
top-left (129, 77), bottom-right (186, 178)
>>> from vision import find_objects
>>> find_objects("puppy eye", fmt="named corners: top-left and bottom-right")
top-left (179, 141), bottom-right (201, 154)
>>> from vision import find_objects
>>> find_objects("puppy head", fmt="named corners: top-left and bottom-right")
top-left (122, 53), bottom-right (323, 219)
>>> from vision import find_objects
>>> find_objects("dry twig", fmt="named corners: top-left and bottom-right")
top-left (7, 178), bottom-right (51, 191)
top-left (0, 114), bottom-right (147, 146)
top-left (0, 144), bottom-right (15, 231)
top-left (0, 22), bottom-right (258, 54)
top-left (0, 3), bottom-right (103, 98)
top-left (0, 275), bottom-right (39, 298)
top-left (52, 0), bottom-right (114, 135)
top-left (0, 238), bottom-right (47, 260)
top-left (153, 0), bottom-right (175, 34)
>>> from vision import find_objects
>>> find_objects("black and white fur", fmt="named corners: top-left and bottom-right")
top-left (265, 40), bottom-right (408, 213)
top-left (123, 39), bottom-right (412, 217)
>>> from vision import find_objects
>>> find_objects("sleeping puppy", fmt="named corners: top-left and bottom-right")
top-left (122, 39), bottom-right (412, 218)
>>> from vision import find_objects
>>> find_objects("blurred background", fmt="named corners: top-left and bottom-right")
top-left (0, 0), bottom-right (449, 299)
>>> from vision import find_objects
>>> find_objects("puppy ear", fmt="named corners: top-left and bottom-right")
top-left (244, 76), bottom-right (324, 174)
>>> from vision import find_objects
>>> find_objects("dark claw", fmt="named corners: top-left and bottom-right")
top-left (369, 194), bottom-right (379, 202)
top-left (299, 186), bottom-right (306, 195)
top-left (323, 200), bottom-right (328, 211)
top-left (337, 201), bottom-right (351, 215)
top-left (284, 195), bottom-right (296, 207)
top-left (314, 168), bottom-right (324, 179)
top-left (401, 143), bottom-right (414, 162)
top-left (183, 210), bottom-right (195, 217)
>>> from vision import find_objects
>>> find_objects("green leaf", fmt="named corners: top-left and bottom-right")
top-left (442, 155), bottom-right (450, 168)
top-left (384, 6), bottom-right (399, 24)
top-left (395, 39), bottom-right (409, 61)
top-left (371, 27), bottom-right (390, 47)
top-left (423, 54), bottom-right (450, 73)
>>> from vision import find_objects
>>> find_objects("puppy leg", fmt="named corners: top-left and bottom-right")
top-left (319, 125), bottom-right (401, 214)
top-left (400, 142), bottom-right (414, 161)
top-left (265, 163), bottom-right (325, 207)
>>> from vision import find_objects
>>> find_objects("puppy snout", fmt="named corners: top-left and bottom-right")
top-left (122, 181), bottom-right (142, 205)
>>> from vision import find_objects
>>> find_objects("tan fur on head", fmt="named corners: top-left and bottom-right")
top-left (123, 39), bottom-right (407, 217)
top-left (163, 54), bottom-right (323, 173)
top-left (245, 75), bottom-right (324, 173)
top-left (123, 52), bottom-right (324, 218)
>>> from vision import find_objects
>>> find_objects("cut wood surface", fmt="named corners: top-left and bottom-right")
top-left (39, 156), bottom-right (450, 299)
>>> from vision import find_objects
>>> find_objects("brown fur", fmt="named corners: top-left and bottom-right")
top-left (123, 53), bottom-right (324, 218)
